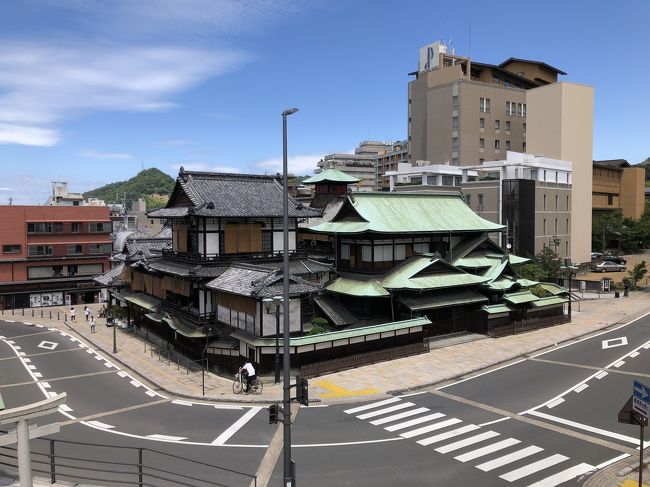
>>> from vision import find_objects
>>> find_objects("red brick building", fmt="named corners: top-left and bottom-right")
top-left (0, 206), bottom-right (112, 309)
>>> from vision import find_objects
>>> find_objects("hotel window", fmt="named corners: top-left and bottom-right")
top-left (452, 95), bottom-right (459, 111)
top-left (71, 222), bottom-right (80, 233)
top-left (555, 219), bottom-right (558, 234)
top-left (452, 116), bottom-right (458, 131)
top-left (543, 219), bottom-right (546, 235)
top-left (555, 195), bottom-right (559, 210)
top-left (494, 139), bottom-right (500, 150)
top-left (89, 222), bottom-right (107, 233)
top-left (27, 222), bottom-right (52, 234)
top-left (480, 97), bottom-right (490, 113)
top-left (517, 103), bottom-right (523, 116)
top-left (478, 193), bottom-right (484, 211)
top-left (506, 101), bottom-right (515, 116)
top-left (523, 122), bottom-right (526, 133)
top-left (68, 265), bottom-right (78, 276)
top-left (89, 243), bottom-right (112, 255)
top-left (566, 195), bottom-right (570, 210)
top-left (479, 118), bottom-right (485, 129)
top-left (53, 222), bottom-right (63, 233)
top-left (505, 140), bottom-right (511, 150)
top-left (67, 244), bottom-right (83, 255)
top-left (543, 194), bottom-right (547, 210)
top-left (442, 175), bottom-right (453, 186)
top-left (2, 245), bottom-right (21, 254)
top-left (452, 137), bottom-right (459, 151)
top-left (479, 138), bottom-right (485, 149)
top-left (28, 245), bottom-right (53, 256)
top-left (495, 120), bottom-right (500, 130)
top-left (522, 104), bottom-right (527, 117)
top-left (505, 121), bottom-right (511, 131)
top-left (523, 142), bottom-right (527, 152)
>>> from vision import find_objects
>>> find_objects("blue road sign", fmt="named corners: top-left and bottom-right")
top-left (633, 380), bottom-right (650, 419)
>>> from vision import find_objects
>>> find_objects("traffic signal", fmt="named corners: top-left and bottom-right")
top-left (269, 403), bottom-right (280, 424)
top-left (296, 375), bottom-right (309, 406)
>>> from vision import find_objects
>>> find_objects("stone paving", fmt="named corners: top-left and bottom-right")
top-left (2, 288), bottom-right (650, 484)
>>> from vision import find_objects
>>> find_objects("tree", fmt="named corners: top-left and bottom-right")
top-left (514, 246), bottom-right (562, 282)
top-left (627, 260), bottom-right (647, 290)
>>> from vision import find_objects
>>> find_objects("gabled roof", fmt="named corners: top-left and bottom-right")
top-left (93, 263), bottom-right (126, 287)
top-left (149, 169), bottom-right (321, 219)
top-left (381, 257), bottom-right (488, 290)
top-left (593, 159), bottom-right (630, 169)
top-left (302, 169), bottom-right (360, 184)
top-left (498, 58), bottom-right (567, 76)
top-left (308, 192), bottom-right (504, 234)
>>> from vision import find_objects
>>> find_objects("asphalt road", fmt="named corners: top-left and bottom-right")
top-left (2, 312), bottom-right (650, 487)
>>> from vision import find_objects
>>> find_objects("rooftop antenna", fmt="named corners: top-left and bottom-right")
top-left (8, 197), bottom-right (12, 205)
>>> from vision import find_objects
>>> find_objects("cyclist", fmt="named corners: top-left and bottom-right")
top-left (239, 361), bottom-right (256, 393)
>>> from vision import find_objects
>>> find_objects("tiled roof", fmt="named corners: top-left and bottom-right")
top-left (251, 258), bottom-right (331, 276)
top-left (93, 263), bottom-right (125, 287)
top-left (142, 259), bottom-right (227, 278)
top-left (298, 200), bottom-right (344, 228)
top-left (125, 238), bottom-right (171, 260)
top-left (149, 170), bottom-right (322, 219)
top-left (313, 295), bottom-right (357, 327)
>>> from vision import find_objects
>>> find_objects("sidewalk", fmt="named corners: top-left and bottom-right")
top-left (2, 291), bottom-right (650, 485)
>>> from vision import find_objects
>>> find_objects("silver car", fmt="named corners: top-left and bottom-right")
top-left (595, 260), bottom-right (626, 272)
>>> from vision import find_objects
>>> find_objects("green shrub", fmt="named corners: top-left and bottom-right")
top-left (529, 285), bottom-right (548, 298)
top-left (307, 326), bottom-right (328, 335)
top-left (312, 317), bottom-right (328, 326)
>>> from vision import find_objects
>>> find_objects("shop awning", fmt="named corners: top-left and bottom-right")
top-left (482, 304), bottom-right (514, 315)
top-left (530, 296), bottom-right (568, 308)
top-left (145, 312), bottom-right (164, 323)
top-left (162, 316), bottom-right (208, 338)
top-left (397, 288), bottom-right (488, 312)
top-left (503, 291), bottom-right (540, 305)
top-left (124, 293), bottom-right (161, 312)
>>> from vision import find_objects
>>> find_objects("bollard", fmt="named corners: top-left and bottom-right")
top-left (57, 312), bottom-right (60, 320)
top-left (40, 310), bottom-right (43, 318)
top-left (49, 311), bottom-right (52, 319)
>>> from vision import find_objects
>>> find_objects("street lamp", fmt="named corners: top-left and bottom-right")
top-left (263, 296), bottom-right (283, 384)
top-left (282, 106), bottom-right (298, 487)
top-left (562, 258), bottom-right (577, 322)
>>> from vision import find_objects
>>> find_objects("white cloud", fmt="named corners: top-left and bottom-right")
top-left (80, 150), bottom-right (134, 160)
top-left (253, 153), bottom-right (323, 176)
top-left (0, 187), bottom-right (10, 191)
top-left (0, 123), bottom-right (58, 146)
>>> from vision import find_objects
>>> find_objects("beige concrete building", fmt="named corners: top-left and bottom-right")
top-left (526, 82), bottom-right (594, 264)
top-left (592, 159), bottom-right (645, 220)
top-left (376, 140), bottom-right (409, 191)
top-left (408, 41), bottom-right (565, 167)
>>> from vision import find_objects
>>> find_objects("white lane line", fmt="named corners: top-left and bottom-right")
top-left (370, 407), bottom-right (429, 426)
top-left (59, 332), bottom-right (67, 336)
top-left (145, 391), bottom-right (156, 397)
top-left (77, 343), bottom-right (85, 348)
top-left (344, 398), bottom-right (401, 415)
top-left (117, 371), bottom-right (127, 378)
top-left (397, 391), bottom-right (428, 398)
top-left (435, 431), bottom-right (500, 454)
top-left (19, 352), bottom-right (26, 357)
top-left (59, 404), bottom-right (73, 412)
top-left (41, 382), bottom-right (51, 389)
top-left (211, 407), bottom-right (261, 446)
top-left (573, 383), bottom-right (589, 393)
top-left (357, 402), bottom-right (415, 420)
top-left (527, 410), bottom-right (645, 446)
top-left (6, 340), bottom-right (15, 344)
top-left (85, 349), bottom-right (94, 354)
top-left (500, 453), bottom-right (568, 482)
top-left (4, 320), bottom-right (15, 323)
top-left (526, 462), bottom-right (595, 487)
top-left (14, 345), bottom-right (21, 350)
top-left (294, 437), bottom-right (403, 448)
top-left (172, 400), bottom-right (193, 406)
top-left (630, 351), bottom-right (640, 358)
top-left (304, 404), bottom-right (328, 408)
top-left (479, 417), bottom-right (511, 427)
top-left (35, 324), bottom-right (43, 328)
top-left (104, 362), bottom-right (113, 368)
top-left (595, 453), bottom-right (630, 469)
top-left (23, 358), bottom-right (31, 363)
top-left (85, 420), bottom-right (115, 429)
top-left (644, 343), bottom-right (650, 350)
top-left (130, 380), bottom-right (142, 388)
top-left (455, 438), bottom-right (521, 463)
top-left (476, 445), bottom-right (544, 472)
top-left (213, 405), bottom-right (244, 410)
top-left (146, 434), bottom-right (187, 441)
top-left (34, 372), bottom-right (43, 378)
top-left (400, 418), bottom-right (461, 438)
top-left (416, 424), bottom-right (480, 447)
top-left (48, 391), bottom-right (58, 398)
top-left (28, 365), bottom-right (37, 370)
top-left (546, 398), bottom-right (565, 409)
top-left (595, 371), bottom-right (608, 379)
top-left (437, 359), bottom-right (527, 390)
top-left (385, 412), bottom-right (446, 432)
top-left (94, 355), bottom-right (103, 361)
top-left (613, 361), bottom-right (625, 368)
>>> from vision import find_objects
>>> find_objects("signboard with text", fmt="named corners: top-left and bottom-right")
top-left (633, 380), bottom-right (650, 419)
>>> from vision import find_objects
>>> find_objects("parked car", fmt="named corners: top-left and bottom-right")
top-left (594, 261), bottom-right (626, 273)
top-left (603, 255), bottom-right (626, 265)
top-left (591, 252), bottom-right (604, 261)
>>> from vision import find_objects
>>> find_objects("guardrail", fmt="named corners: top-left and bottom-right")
top-left (0, 435), bottom-right (256, 487)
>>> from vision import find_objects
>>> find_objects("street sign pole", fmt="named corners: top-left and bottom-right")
top-left (631, 380), bottom-right (649, 486)
top-left (639, 419), bottom-right (644, 487)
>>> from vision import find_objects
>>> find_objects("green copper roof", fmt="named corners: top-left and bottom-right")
top-left (325, 277), bottom-right (390, 297)
top-left (309, 192), bottom-right (504, 234)
top-left (509, 254), bottom-right (530, 265)
top-left (530, 296), bottom-right (568, 308)
top-left (482, 303), bottom-right (514, 315)
top-left (230, 317), bottom-right (431, 347)
top-left (539, 283), bottom-right (567, 295)
top-left (398, 288), bottom-right (488, 311)
top-left (381, 258), bottom-right (488, 290)
top-left (503, 290), bottom-right (540, 304)
top-left (302, 169), bottom-right (360, 184)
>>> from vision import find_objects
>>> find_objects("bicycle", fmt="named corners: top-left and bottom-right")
top-left (233, 372), bottom-right (263, 395)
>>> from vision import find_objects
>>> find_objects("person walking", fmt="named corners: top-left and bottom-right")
top-left (70, 307), bottom-right (76, 321)
top-left (84, 306), bottom-right (90, 321)
top-left (90, 316), bottom-right (96, 333)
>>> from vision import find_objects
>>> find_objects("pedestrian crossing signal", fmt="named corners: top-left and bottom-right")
top-left (269, 403), bottom-right (280, 424)
top-left (296, 375), bottom-right (309, 406)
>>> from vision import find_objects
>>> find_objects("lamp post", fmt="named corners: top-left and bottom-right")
top-left (282, 106), bottom-right (298, 487)
top-left (263, 296), bottom-right (283, 384)
top-left (563, 258), bottom-right (577, 322)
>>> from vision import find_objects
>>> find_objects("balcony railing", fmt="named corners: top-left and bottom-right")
top-left (161, 301), bottom-right (214, 325)
top-left (162, 248), bottom-right (307, 264)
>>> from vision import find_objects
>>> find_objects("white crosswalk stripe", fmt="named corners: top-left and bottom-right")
top-left (416, 424), bottom-right (480, 447)
top-left (384, 412), bottom-right (445, 432)
top-left (525, 462), bottom-right (594, 487)
top-left (401, 418), bottom-right (462, 438)
top-left (476, 445), bottom-right (544, 471)
top-left (344, 398), bottom-right (400, 415)
top-left (435, 431), bottom-right (500, 454)
top-left (455, 438), bottom-right (521, 463)
top-left (500, 454), bottom-right (568, 482)
top-left (370, 407), bottom-right (430, 426)
top-left (357, 402), bottom-right (415, 420)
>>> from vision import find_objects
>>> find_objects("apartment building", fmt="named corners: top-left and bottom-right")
top-left (408, 41), bottom-right (565, 166)
top-left (376, 140), bottom-right (409, 191)
top-left (0, 206), bottom-right (112, 309)
top-left (592, 159), bottom-right (645, 220)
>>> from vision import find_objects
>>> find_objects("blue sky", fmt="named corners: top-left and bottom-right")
top-left (1, 0), bottom-right (648, 204)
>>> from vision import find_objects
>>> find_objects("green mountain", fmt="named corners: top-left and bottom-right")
top-left (83, 168), bottom-right (175, 210)
top-left (636, 157), bottom-right (650, 185)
